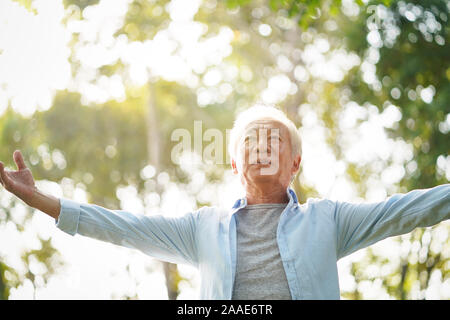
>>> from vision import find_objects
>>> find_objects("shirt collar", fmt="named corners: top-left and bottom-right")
top-left (231, 186), bottom-right (298, 211)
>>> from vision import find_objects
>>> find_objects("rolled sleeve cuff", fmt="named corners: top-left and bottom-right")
top-left (55, 197), bottom-right (81, 236)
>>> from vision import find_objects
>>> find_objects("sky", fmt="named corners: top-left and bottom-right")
top-left (0, 0), bottom-right (448, 299)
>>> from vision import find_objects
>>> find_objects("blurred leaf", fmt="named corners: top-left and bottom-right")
top-left (10, 0), bottom-right (36, 14)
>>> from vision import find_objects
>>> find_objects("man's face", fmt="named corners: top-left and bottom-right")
top-left (232, 119), bottom-right (301, 189)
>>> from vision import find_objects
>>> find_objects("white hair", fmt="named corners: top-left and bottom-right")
top-left (228, 104), bottom-right (302, 161)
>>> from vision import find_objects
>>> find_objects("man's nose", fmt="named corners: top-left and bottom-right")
top-left (256, 138), bottom-right (271, 155)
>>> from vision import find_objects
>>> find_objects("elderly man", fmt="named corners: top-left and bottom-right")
top-left (0, 105), bottom-right (449, 300)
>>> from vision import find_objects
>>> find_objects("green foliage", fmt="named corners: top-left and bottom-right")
top-left (230, 0), bottom-right (346, 29)
top-left (12, 0), bottom-right (101, 12)
top-left (337, 0), bottom-right (449, 188)
top-left (330, 0), bottom-right (449, 299)
top-left (0, 260), bottom-right (19, 299)
top-left (115, 0), bottom-right (171, 41)
top-left (37, 90), bottom-right (148, 206)
top-left (342, 227), bottom-right (448, 299)
top-left (10, 0), bottom-right (36, 14)
top-left (63, 0), bottom-right (100, 10)
top-left (0, 195), bottom-right (64, 299)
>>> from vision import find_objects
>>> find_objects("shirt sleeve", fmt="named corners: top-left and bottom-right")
top-left (55, 197), bottom-right (200, 266)
top-left (333, 184), bottom-right (450, 260)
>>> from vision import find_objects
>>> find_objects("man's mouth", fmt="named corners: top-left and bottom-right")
top-left (255, 159), bottom-right (271, 165)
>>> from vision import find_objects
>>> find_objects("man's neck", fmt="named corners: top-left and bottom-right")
top-left (245, 183), bottom-right (289, 205)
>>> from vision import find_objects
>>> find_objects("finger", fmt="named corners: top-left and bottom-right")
top-left (0, 161), bottom-right (5, 186)
top-left (0, 161), bottom-right (11, 186)
top-left (13, 150), bottom-right (27, 170)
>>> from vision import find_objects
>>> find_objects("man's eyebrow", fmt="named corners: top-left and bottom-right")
top-left (242, 126), bottom-right (282, 134)
top-left (269, 129), bottom-right (281, 136)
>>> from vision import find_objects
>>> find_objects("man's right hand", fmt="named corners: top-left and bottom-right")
top-left (0, 149), bottom-right (61, 219)
top-left (0, 150), bottom-right (37, 206)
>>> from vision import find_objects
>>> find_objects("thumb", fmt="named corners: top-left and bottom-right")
top-left (13, 150), bottom-right (27, 170)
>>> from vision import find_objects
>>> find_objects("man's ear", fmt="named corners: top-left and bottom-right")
top-left (291, 154), bottom-right (301, 175)
top-left (231, 158), bottom-right (239, 175)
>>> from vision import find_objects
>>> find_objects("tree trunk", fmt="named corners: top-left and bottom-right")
top-left (146, 82), bottom-right (180, 300)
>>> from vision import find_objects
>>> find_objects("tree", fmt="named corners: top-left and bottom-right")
top-left (0, 109), bottom-right (64, 299)
top-left (333, 0), bottom-right (449, 299)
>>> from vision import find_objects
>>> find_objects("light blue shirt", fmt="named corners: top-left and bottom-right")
top-left (56, 184), bottom-right (450, 299)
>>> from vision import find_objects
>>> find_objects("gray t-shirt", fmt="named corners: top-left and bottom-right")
top-left (232, 203), bottom-right (292, 300)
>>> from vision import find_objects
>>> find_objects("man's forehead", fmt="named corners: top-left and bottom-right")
top-left (244, 119), bottom-right (288, 132)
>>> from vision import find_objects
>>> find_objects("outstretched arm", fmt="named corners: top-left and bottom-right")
top-left (333, 184), bottom-right (450, 260)
top-left (56, 197), bottom-right (200, 265)
top-left (0, 150), bottom-right (200, 266)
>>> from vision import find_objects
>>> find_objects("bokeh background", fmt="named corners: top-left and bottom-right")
top-left (0, 0), bottom-right (449, 299)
